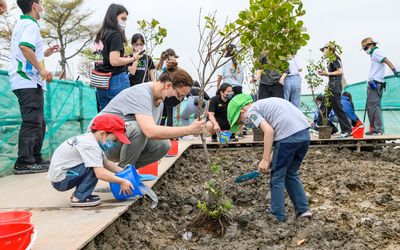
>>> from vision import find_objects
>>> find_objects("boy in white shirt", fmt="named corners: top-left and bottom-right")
top-left (48, 114), bottom-right (134, 207)
top-left (361, 37), bottom-right (400, 135)
top-left (10, 0), bottom-right (59, 174)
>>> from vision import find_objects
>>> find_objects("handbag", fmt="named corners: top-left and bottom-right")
top-left (90, 70), bottom-right (112, 90)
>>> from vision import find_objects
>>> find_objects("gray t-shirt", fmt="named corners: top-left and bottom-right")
top-left (247, 98), bottom-right (310, 141)
top-left (99, 83), bottom-right (164, 124)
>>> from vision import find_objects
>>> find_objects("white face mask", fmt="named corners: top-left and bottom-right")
top-left (38, 5), bottom-right (45, 19)
top-left (365, 47), bottom-right (372, 54)
top-left (118, 21), bottom-right (126, 31)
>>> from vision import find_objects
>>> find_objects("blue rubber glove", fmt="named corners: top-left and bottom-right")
top-left (391, 68), bottom-right (400, 78)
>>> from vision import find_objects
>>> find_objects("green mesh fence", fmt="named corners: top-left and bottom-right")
top-left (1, 70), bottom-right (400, 176)
top-left (0, 70), bottom-right (98, 176)
top-left (300, 75), bottom-right (400, 134)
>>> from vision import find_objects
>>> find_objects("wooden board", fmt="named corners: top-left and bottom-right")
top-left (0, 140), bottom-right (193, 250)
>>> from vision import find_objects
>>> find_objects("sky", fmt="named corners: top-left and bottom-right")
top-left (4, 0), bottom-right (400, 94)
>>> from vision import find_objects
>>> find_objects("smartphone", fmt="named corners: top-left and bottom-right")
top-left (139, 50), bottom-right (146, 55)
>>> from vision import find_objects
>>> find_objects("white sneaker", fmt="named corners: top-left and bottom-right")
top-left (296, 210), bottom-right (312, 220)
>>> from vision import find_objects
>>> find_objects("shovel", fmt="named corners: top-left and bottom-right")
top-left (235, 170), bottom-right (260, 183)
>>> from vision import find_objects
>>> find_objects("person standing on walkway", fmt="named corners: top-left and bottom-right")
top-left (318, 43), bottom-right (352, 136)
top-left (257, 56), bottom-right (288, 100)
top-left (94, 4), bottom-right (137, 111)
top-left (361, 37), bottom-right (400, 135)
top-left (284, 56), bottom-right (302, 108)
top-left (157, 49), bottom-right (180, 127)
top-left (9, 0), bottom-right (60, 174)
top-left (216, 44), bottom-right (244, 95)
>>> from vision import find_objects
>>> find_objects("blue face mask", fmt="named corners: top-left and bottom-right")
top-left (99, 139), bottom-right (117, 152)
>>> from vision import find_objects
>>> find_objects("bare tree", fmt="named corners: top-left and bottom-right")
top-left (43, 0), bottom-right (96, 79)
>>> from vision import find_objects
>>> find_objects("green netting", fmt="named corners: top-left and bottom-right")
top-left (1, 69), bottom-right (400, 176)
top-left (0, 70), bottom-right (98, 176)
top-left (300, 75), bottom-right (400, 134)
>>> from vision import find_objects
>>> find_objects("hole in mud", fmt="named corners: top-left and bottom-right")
top-left (83, 147), bottom-right (400, 249)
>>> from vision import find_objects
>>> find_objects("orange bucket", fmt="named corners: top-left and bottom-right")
top-left (0, 223), bottom-right (34, 250)
top-left (352, 126), bottom-right (364, 139)
top-left (0, 211), bottom-right (32, 225)
top-left (138, 161), bottom-right (159, 176)
top-left (166, 139), bottom-right (179, 157)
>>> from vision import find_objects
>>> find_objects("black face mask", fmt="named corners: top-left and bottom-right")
top-left (164, 96), bottom-right (181, 107)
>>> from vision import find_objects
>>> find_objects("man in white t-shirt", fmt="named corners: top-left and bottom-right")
top-left (48, 114), bottom-right (134, 207)
top-left (361, 37), bottom-right (400, 135)
top-left (9, 0), bottom-right (60, 174)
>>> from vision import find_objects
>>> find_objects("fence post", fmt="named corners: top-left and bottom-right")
top-left (78, 81), bottom-right (84, 134)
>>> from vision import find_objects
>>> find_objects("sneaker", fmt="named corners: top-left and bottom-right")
top-left (35, 159), bottom-right (50, 167)
top-left (365, 131), bottom-right (382, 136)
top-left (70, 195), bottom-right (101, 207)
top-left (339, 132), bottom-right (349, 138)
top-left (13, 163), bottom-right (49, 175)
top-left (231, 137), bottom-right (239, 142)
top-left (296, 210), bottom-right (312, 220)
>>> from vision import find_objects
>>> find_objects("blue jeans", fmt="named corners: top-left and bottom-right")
top-left (284, 75), bottom-right (301, 109)
top-left (52, 164), bottom-right (98, 201)
top-left (270, 129), bottom-right (310, 222)
top-left (96, 72), bottom-right (130, 111)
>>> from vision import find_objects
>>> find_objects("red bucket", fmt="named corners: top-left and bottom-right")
top-left (0, 211), bottom-right (32, 225)
top-left (352, 126), bottom-right (364, 139)
top-left (166, 139), bottom-right (179, 157)
top-left (0, 223), bottom-right (34, 250)
top-left (138, 161), bottom-right (159, 176)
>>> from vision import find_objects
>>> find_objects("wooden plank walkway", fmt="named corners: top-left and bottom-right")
top-left (0, 141), bottom-right (193, 250)
top-left (1, 134), bottom-right (399, 249)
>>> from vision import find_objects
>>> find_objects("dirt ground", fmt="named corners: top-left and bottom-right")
top-left (85, 147), bottom-right (400, 250)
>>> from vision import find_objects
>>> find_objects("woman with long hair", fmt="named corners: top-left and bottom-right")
top-left (94, 4), bottom-right (140, 110)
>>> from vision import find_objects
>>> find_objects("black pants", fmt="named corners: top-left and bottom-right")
top-left (318, 82), bottom-right (352, 133)
top-left (258, 83), bottom-right (284, 100)
top-left (232, 86), bottom-right (243, 95)
top-left (13, 88), bottom-right (46, 165)
top-left (160, 104), bottom-right (174, 127)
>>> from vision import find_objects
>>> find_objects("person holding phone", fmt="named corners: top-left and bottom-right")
top-left (94, 4), bottom-right (137, 111)
top-left (9, 0), bottom-right (60, 175)
top-left (127, 33), bottom-right (156, 86)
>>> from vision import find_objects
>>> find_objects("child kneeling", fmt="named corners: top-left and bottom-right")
top-left (48, 114), bottom-right (134, 207)
top-left (228, 94), bottom-right (312, 222)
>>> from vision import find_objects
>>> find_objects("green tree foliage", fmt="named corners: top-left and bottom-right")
top-left (238, 0), bottom-right (309, 71)
top-left (137, 18), bottom-right (167, 57)
top-left (43, 0), bottom-right (96, 79)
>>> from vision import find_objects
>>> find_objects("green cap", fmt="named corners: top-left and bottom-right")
top-left (227, 94), bottom-right (254, 134)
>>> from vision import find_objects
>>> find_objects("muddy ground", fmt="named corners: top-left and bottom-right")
top-left (84, 147), bottom-right (400, 250)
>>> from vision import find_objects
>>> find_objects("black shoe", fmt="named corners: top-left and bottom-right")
top-left (35, 159), bottom-right (50, 168)
top-left (13, 163), bottom-right (49, 175)
top-left (70, 195), bottom-right (101, 207)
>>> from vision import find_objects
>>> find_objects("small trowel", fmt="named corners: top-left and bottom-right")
top-left (235, 170), bottom-right (260, 183)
